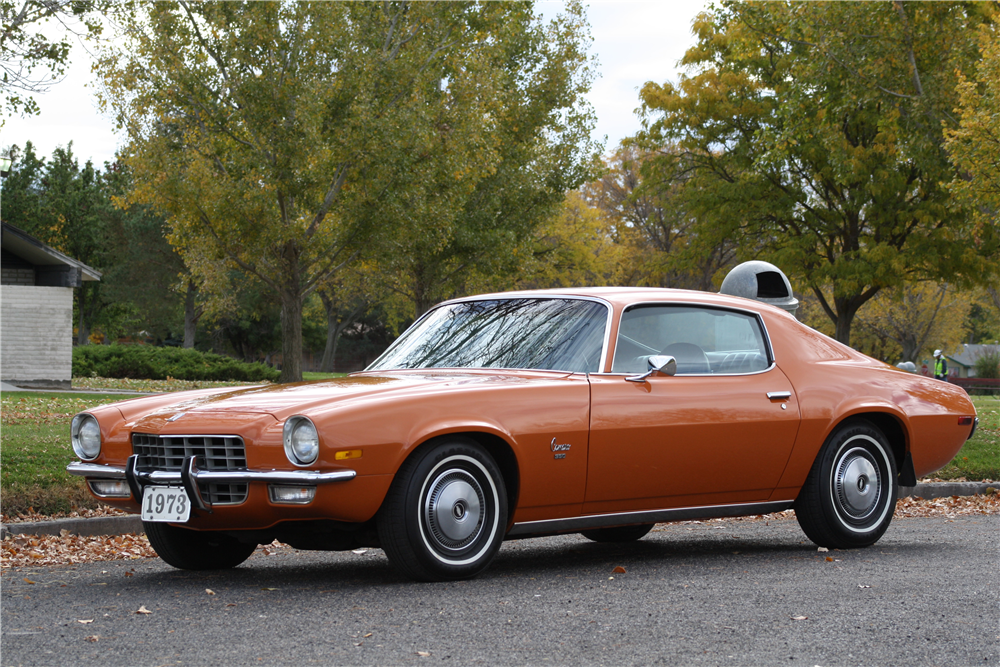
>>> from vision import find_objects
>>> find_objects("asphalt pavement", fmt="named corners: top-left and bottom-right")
top-left (2, 515), bottom-right (997, 666)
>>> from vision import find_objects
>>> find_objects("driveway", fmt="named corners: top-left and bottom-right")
top-left (2, 515), bottom-right (996, 666)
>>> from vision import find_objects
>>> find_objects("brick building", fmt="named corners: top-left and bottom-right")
top-left (1, 222), bottom-right (101, 389)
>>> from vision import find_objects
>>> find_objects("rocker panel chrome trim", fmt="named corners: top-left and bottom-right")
top-left (506, 500), bottom-right (795, 537)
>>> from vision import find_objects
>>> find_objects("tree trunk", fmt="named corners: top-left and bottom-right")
top-left (183, 281), bottom-right (199, 349)
top-left (278, 288), bottom-right (304, 382)
top-left (320, 291), bottom-right (337, 373)
top-left (900, 337), bottom-right (920, 363)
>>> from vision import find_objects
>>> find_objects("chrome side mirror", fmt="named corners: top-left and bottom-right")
top-left (626, 355), bottom-right (677, 383)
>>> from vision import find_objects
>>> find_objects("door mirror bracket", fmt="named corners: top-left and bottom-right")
top-left (626, 355), bottom-right (677, 383)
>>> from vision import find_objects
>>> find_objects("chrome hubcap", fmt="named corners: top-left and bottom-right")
top-left (835, 447), bottom-right (881, 520)
top-left (424, 469), bottom-right (484, 551)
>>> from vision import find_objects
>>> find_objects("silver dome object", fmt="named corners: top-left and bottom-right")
top-left (719, 261), bottom-right (799, 316)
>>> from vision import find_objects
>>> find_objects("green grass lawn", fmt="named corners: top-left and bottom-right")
top-left (2, 390), bottom-right (996, 518)
top-left (302, 371), bottom-right (349, 381)
top-left (933, 395), bottom-right (999, 481)
top-left (1, 392), bottom-right (138, 516)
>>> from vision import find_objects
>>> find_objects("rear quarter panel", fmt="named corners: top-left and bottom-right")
top-left (761, 309), bottom-right (975, 500)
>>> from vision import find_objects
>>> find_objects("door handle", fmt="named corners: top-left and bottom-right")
top-left (766, 391), bottom-right (791, 400)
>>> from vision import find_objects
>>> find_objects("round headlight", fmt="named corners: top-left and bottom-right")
top-left (283, 417), bottom-right (319, 466)
top-left (71, 414), bottom-right (102, 460)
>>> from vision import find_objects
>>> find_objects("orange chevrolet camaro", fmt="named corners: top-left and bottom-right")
top-left (67, 287), bottom-right (978, 581)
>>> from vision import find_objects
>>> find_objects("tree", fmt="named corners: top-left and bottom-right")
top-left (359, 1), bottom-right (599, 316)
top-left (99, 163), bottom-right (190, 344)
top-left (516, 190), bottom-right (620, 290)
top-left (585, 145), bottom-right (735, 290)
top-left (945, 9), bottom-right (1000, 319)
top-left (1, 142), bottom-right (113, 343)
top-left (1, 143), bottom-right (189, 345)
top-left (314, 268), bottom-right (373, 373)
top-left (99, 1), bottom-right (596, 381)
top-left (853, 283), bottom-right (971, 363)
top-left (0, 0), bottom-right (105, 118)
top-left (634, 1), bottom-right (995, 346)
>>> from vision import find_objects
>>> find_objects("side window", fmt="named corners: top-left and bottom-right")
top-left (611, 305), bottom-right (770, 375)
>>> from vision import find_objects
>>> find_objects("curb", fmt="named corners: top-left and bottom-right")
top-left (897, 481), bottom-right (996, 500)
top-left (2, 482), bottom-right (995, 540)
top-left (2, 515), bottom-right (144, 540)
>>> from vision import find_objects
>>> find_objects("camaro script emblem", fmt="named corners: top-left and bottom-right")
top-left (550, 437), bottom-right (571, 459)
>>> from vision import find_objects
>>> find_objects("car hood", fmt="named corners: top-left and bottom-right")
top-left (120, 370), bottom-right (575, 426)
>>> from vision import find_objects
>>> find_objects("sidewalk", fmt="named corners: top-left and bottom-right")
top-left (3, 481), bottom-right (995, 540)
top-left (1, 380), bottom-right (154, 395)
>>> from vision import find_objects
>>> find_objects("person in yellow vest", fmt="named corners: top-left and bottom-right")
top-left (933, 349), bottom-right (948, 381)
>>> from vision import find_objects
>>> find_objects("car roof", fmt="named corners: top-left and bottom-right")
top-left (441, 286), bottom-right (787, 315)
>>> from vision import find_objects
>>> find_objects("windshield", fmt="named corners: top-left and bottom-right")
top-left (367, 298), bottom-right (608, 373)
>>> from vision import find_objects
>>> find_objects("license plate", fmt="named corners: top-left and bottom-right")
top-left (141, 486), bottom-right (192, 523)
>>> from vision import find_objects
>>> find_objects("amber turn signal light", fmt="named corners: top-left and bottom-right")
top-left (335, 449), bottom-right (362, 460)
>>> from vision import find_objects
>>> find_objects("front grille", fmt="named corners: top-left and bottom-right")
top-left (132, 433), bottom-right (248, 505)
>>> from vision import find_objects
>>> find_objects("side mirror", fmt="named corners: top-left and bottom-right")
top-left (626, 355), bottom-right (677, 383)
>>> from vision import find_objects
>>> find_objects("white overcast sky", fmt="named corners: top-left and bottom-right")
top-left (0, 1), bottom-right (709, 167)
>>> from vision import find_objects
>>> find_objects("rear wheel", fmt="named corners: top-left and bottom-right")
top-left (795, 420), bottom-right (897, 549)
top-left (377, 439), bottom-right (507, 582)
top-left (144, 521), bottom-right (257, 570)
top-left (581, 523), bottom-right (655, 543)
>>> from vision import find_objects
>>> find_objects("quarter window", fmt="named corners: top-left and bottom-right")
top-left (611, 305), bottom-right (770, 375)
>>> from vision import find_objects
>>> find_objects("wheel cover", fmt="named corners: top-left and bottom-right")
top-left (424, 469), bottom-right (484, 550)
top-left (417, 454), bottom-right (500, 566)
top-left (828, 434), bottom-right (894, 534)
top-left (835, 447), bottom-right (881, 520)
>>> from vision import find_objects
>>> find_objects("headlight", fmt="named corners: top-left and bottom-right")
top-left (283, 416), bottom-right (319, 466)
top-left (71, 414), bottom-right (102, 460)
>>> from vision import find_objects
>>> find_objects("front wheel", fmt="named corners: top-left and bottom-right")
top-left (377, 439), bottom-right (507, 582)
top-left (794, 419), bottom-right (898, 549)
top-left (144, 521), bottom-right (257, 570)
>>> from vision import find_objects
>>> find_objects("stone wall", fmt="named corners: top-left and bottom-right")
top-left (1, 285), bottom-right (74, 388)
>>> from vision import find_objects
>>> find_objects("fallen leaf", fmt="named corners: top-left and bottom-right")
top-left (791, 615), bottom-right (808, 621)
top-left (77, 619), bottom-right (94, 624)
top-left (22, 578), bottom-right (34, 585)
top-left (136, 606), bottom-right (152, 615)
top-left (416, 651), bottom-right (431, 657)
top-left (85, 635), bottom-right (99, 643)
top-left (817, 547), bottom-right (829, 552)
top-left (858, 585), bottom-right (871, 589)
top-left (206, 589), bottom-right (215, 595)
top-left (612, 566), bottom-right (626, 574)
top-left (261, 588), bottom-right (278, 591)
top-left (363, 632), bottom-right (373, 638)
top-left (352, 548), bottom-right (368, 554)
top-left (825, 556), bottom-right (834, 562)
top-left (124, 571), bottom-right (133, 577)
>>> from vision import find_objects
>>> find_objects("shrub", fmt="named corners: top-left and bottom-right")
top-left (73, 345), bottom-right (281, 382)
top-left (973, 347), bottom-right (1000, 379)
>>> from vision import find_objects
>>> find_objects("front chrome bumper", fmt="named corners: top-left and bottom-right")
top-left (67, 456), bottom-right (356, 511)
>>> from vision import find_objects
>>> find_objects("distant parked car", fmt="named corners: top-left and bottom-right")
top-left (68, 288), bottom-right (978, 581)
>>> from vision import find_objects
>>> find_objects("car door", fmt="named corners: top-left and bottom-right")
top-left (584, 303), bottom-right (801, 514)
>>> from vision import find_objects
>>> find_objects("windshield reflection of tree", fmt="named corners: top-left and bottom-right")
top-left (388, 299), bottom-right (606, 371)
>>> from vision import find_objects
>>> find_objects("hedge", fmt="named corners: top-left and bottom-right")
top-left (73, 344), bottom-right (281, 382)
